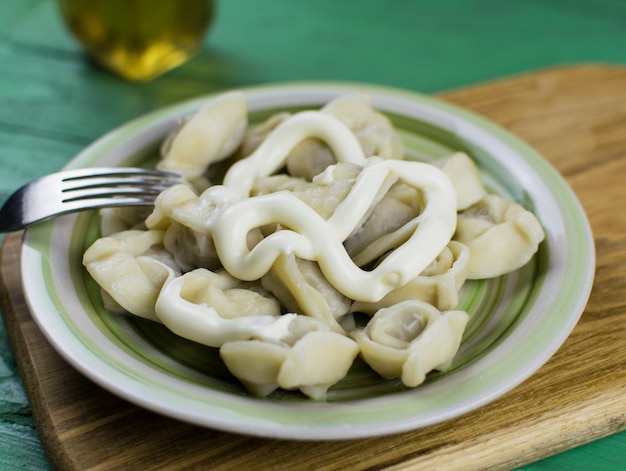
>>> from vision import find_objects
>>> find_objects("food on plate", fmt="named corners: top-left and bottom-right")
top-left (454, 194), bottom-right (546, 279)
top-left (221, 327), bottom-right (359, 400)
top-left (83, 229), bottom-right (179, 322)
top-left (83, 91), bottom-right (545, 399)
top-left (351, 300), bottom-right (468, 387)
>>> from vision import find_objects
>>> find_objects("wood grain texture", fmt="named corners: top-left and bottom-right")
top-left (1, 64), bottom-right (625, 471)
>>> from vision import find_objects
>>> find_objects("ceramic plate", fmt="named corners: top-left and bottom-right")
top-left (20, 83), bottom-right (594, 440)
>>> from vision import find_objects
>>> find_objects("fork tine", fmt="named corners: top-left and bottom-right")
top-left (59, 167), bottom-right (181, 205)
top-left (62, 174), bottom-right (180, 193)
top-left (59, 167), bottom-right (180, 181)
top-left (58, 196), bottom-right (160, 213)
top-left (62, 177), bottom-right (178, 191)
top-left (0, 167), bottom-right (183, 232)
top-left (62, 186), bottom-right (168, 202)
top-left (60, 168), bottom-right (180, 202)
top-left (62, 168), bottom-right (179, 186)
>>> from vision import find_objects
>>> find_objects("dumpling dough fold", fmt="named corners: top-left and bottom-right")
top-left (221, 325), bottom-right (359, 400)
top-left (155, 268), bottom-right (284, 348)
top-left (82, 229), bottom-right (179, 322)
top-left (261, 253), bottom-right (352, 333)
top-left (436, 152), bottom-right (487, 210)
top-left (351, 300), bottom-right (469, 387)
top-left (158, 91), bottom-right (248, 182)
top-left (454, 194), bottom-right (545, 278)
top-left (351, 241), bottom-right (469, 313)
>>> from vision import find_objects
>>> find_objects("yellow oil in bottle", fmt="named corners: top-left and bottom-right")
top-left (58, 0), bottom-right (214, 81)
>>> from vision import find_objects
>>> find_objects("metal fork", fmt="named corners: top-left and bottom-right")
top-left (0, 167), bottom-right (182, 232)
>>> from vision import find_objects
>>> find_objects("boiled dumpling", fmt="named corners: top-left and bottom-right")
top-left (351, 300), bottom-right (469, 387)
top-left (158, 91), bottom-right (248, 182)
top-left (162, 221), bottom-right (221, 272)
top-left (277, 330), bottom-right (359, 399)
top-left (221, 319), bottom-right (358, 400)
top-left (82, 230), bottom-right (179, 322)
top-left (220, 340), bottom-right (288, 397)
top-left (145, 184), bottom-right (223, 271)
top-left (454, 194), bottom-right (545, 278)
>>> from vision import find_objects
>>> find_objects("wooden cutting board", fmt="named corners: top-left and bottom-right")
top-left (1, 65), bottom-right (625, 471)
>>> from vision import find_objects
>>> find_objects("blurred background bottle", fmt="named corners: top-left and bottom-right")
top-left (57, 0), bottom-right (214, 82)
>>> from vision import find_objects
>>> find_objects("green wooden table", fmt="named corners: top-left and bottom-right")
top-left (1, 1), bottom-right (625, 469)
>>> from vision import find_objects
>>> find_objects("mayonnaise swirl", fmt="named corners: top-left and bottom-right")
top-left (223, 111), bottom-right (367, 197)
top-left (196, 110), bottom-right (458, 303)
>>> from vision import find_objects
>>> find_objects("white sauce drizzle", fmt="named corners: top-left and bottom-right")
top-left (223, 111), bottom-right (366, 197)
top-left (199, 110), bottom-right (458, 303)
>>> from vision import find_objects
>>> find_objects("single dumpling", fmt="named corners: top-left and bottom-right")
top-left (454, 194), bottom-right (545, 279)
top-left (351, 300), bottom-right (469, 387)
top-left (277, 330), bottom-right (359, 399)
top-left (284, 139), bottom-right (335, 181)
top-left (220, 339), bottom-right (288, 397)
top-left (146, 184), bottom-right (266, 271)
top-left (145, 184), bottom-right (222, 271)
top-left (158, 91), bottom-right (248, 182)
top-left (220, 318), bottom-right (359, 399)
top-left (82, 229), bottom-right (179, 322)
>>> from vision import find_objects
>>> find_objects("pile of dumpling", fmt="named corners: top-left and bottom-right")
top-left (83, 91), bottom-right (545, 400)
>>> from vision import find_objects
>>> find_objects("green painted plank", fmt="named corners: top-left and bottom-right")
top-left (1, 0), bottom-right (626, 141)
top-left (0, 131), bottom-right (83, 196)
top-left (518, 432), bottom-right (626, 471)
